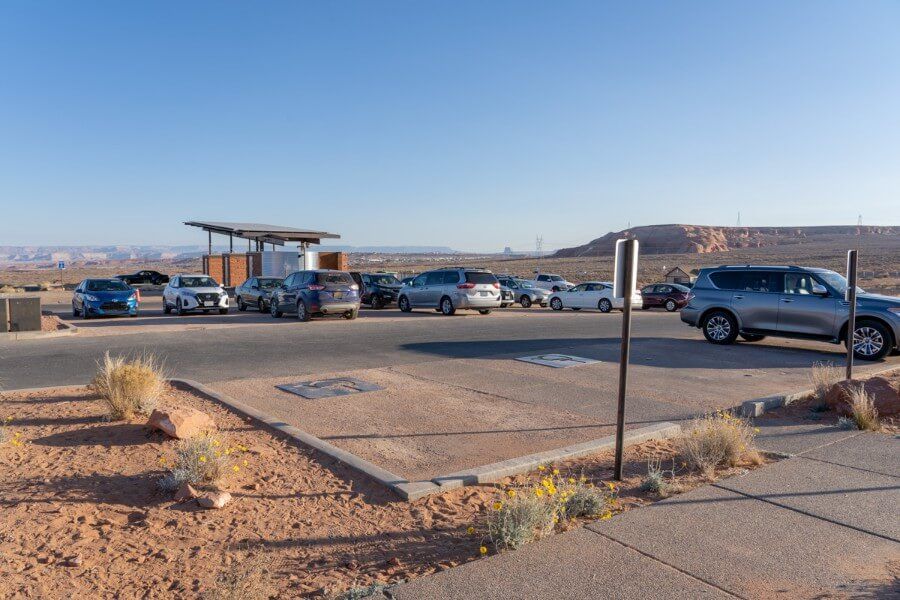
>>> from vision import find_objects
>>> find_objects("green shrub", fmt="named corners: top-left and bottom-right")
top-left (159, 434), bottom-right (234, 491)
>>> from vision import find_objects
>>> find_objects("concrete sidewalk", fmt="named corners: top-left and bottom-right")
top-left (388, 422), bottom-right (900, 600)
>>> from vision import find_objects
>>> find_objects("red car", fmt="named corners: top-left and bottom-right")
top-left (640, 283), bottom-right (691, 312)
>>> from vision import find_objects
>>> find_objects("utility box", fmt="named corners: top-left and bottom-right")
top-left (2, 296), bottom-right (42, 332)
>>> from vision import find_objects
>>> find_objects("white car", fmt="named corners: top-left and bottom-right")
top-left (548, 281), bottom-right (642, 313)
top-left (163, 274), bottom-right (229, 316)
top-left (529, 273), bottom-right (574, 292)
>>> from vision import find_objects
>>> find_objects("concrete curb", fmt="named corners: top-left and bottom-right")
top-left (0, 315), bottom-right (79, 341)
top-left (431, 422), bottom-right (683, 490)
top-left (739, 364), bottom-right (900, 418)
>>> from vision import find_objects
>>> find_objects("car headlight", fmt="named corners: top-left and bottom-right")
top-left (128, 293), bottom-right (137, 301)
top-left (84, 294), bottom-right (99, 302)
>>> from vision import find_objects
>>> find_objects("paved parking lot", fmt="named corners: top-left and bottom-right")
top-left (4, 297), bottom-right (897, 484)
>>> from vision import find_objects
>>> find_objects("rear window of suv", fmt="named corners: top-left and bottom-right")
top-left (316, 272), bottom-right (354, 285)
top-left (710, 271), bottom-right (783, 293)
top-left (465, 272), bottom-right (498, 284)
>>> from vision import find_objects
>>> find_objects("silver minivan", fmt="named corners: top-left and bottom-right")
top-left (681, 265), bottom-right (900, 360)
top-left (398, 268), bottom-right (502, 315)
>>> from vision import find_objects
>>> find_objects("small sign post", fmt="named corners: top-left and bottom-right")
top-left (845, 250), bottom-right (858, 380)
top-left (57, 260), bottom-right (66, 286)
top-left (613, 238), bottom-right (638, 481)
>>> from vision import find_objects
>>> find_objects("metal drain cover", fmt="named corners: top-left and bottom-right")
top-left (515, 354), bottom-right (600, 368)
top-left (276, 377), bottom-right (383, 399)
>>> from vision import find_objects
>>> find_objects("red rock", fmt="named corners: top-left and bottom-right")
top-left (197, 491), bottom-right (231, 509)
top-left (147, 407), bottom-right (216, 439)
top-left (824, 376), bottom-right (900, 417)
top-left (173, 483), bottom-right (198, 503)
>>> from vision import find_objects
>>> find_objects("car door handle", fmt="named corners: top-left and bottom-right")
top-left (781, 298), bottom-right (794, 303)
top-left (733, 295), bottom-right (744, 300)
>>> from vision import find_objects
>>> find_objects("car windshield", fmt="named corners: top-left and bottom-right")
top-left (550, 275), bottom-right (564, 281)
top-left (369, 274), bottom-right (400, 285)
top-left (86, 280), bottom-right (130, 292)
top-left (258, 278), bottom-right (282, 289)
top-left (816, 271), bottom-right (865, 294)
top-left (672, 284), bottom-right (691, 292)
top-left (181, 277), bottom-right (217, 288)
top-left (516, 279), bottom-right (535, 288)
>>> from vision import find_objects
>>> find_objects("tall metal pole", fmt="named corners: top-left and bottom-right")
top-left (845, 249), bottom-right (858, 380)
top-left (208, 231), bottom-right (212, 256)
top-left (614, 239), bottom-right (637, 481)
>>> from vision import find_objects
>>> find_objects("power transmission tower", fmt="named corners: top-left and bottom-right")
top-left (736, 211), bottom-right (741, 227)
top-left (535, 235), bottom-right (544, 273)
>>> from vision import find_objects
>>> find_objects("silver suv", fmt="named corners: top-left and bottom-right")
top-left (681, 265), bottom-right (900, 360)
top-left (398, 268), bottom-right (501, 315)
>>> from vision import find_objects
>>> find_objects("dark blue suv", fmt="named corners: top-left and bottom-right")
top-left (269, 270), bottom-right (360, 321)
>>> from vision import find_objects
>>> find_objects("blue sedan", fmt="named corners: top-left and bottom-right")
top-left (72, 278), bottom-right (140, 319)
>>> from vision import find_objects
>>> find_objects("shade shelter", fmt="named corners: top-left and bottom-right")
top-left (183, 221), bottom-right (340, 254)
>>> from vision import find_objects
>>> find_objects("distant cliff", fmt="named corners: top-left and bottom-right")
top-left (553, 224), bottom-right (900, 257)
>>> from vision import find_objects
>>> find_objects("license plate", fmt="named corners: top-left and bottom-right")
top-left (334, 292), bottom-right (343, 299)
top-left (203, 301), bottom-right (213, 307)
top-left (480, 291), bottom-right (489, 296)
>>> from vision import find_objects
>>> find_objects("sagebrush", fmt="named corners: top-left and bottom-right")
top-left (848, 386), bottom-right (879, 431)
top-left (675, 411), bottom-right (758, 476)
top-left (91, 352), bottom-right (166, 420)
top-left (159, 434), bottom-right (233, 491)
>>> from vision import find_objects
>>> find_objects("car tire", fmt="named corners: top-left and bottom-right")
top-left (162, 298), bottom-right (171, 314)
top-left (440, 296), bottom-right (456, 316)
top-left (849, 320), bottom-right (892, 361)
top-left (72, 303), bottom-right (79, 317)
top-left (550, 297), bottom-right (563, 311)
top-left (258, 298), bottom-right (266, 312)
top-left (739, 333), bottom-right (766, 342)
top-left (598, 298), bottom-right (612, 313)
top-left (664, 299), bottom-right (678, 312)
top-left (219, 308), bottom-right (228, 315)
top-left (551, 286), bottom-right (560, 292)
top-left (297, 300), bottom-right (310, 322)
top-left (237, 296), bottom-right (247, 311)
top-left (176, 299), bottom-right (186, 316)
top-left (344, 308), bottom-right (358, 320)
top-left (271, 300), bottom-right (283, 318)
top-left (478, 309), bottom-right (492, 315)
top-left (370, 295), bottom-right (384, 310)
top-left (520, 296), bottom-right (532, 308)
top-left (130, 311), bottom-right (138, 318)
top-left (702, 311), bottom-right (738, 345)
top-left (398, 296), bottom-right (412, 313)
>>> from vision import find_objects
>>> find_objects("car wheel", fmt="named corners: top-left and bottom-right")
top-left (130, 310), bottom-right (138, 318)
top-left (162, 298), bottom-right (171, 314)
top-left (551, 286), bottom-right (560, 292)
top-left (520, 295), bottom-right (532, 308)
top-left (398, 296), bottom-right (411, 312)
top-left (370, 295), bottom-right (383, 310)
top-left (72, 303), bottom-right (79, 317)
top-left (478, 309), bottom-right (492, 315)
top-left (440, 296), bottom-right (456, 316)
top-left (850, 320), bottom-right (892, 361)
top-left (702, 311), bottom-right (738, 345)
top-left (344, 308), bottom-right (359, 320)
top-left (270, 300), bottom-right (283, 318)
top-left (739, 333), bottom-right (766, 342)
top-left (237, 296), bottom-right (247, 311)
top-left (664, 299), bottom-right (678, 312)
top-left (598, 298), bottom-right (612, 313)
top-left (219, 308), bottom-right (228, 315)
top-left (81, 304), bottom-right (91, 319)
top-left (550, 297), bottom-right (563, 311)
top-left (297, 300), bottom-right (310, 322)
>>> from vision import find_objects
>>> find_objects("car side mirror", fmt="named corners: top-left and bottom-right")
top-left (811, 284), bottom-right (828, 296)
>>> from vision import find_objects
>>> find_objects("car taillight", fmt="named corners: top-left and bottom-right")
top-left (457, 283), bottom-right (475, 289)
top-left (309, 284), bottom-right (325, 291)
top-left (492, 282), bottom-right (500, 289)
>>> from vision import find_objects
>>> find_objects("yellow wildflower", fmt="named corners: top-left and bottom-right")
top-left (506, 489), bottom-right (516, 498)
top-left (538, 465), bottom-right (546, 472)
top-left (552, 468), bottom-right (559, 475)
top-left (466, 526), bottom-right (475, 535)
top-left (535, 488), bottom-right (544, 498)
top-left (199, 455), bottom-right (207, 463)
top-left (567, 478), bottom-right (576, 484)
top-left (492, 501), bottom-right (503, 511)
top-left (232, 465), bottom-right (240, 472)
top-left (479, 546), bottom-right (488, 556)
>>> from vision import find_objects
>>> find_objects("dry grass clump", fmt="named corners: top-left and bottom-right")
top-left (158, 434), bottom-right (242, 491)
top-left (91, 352), bottom-right (166, 420)
top-left (809, 362), bottom-right (842, 407)
top-left (675, 411), bottom-right (759, 476)
top-left (482, 467), bottom-right (615, 553)
top-left (848, 386), bottom-right (880, 431)
top-left (39, 281), bottom-right (53, 291)
top-left (202, 553), bottom-right (277, 600)
top-left (0, 285), bottom-right (19, 294)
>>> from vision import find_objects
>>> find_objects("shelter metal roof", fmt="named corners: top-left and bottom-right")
top-left (184, 221), bottom-right (340, 246)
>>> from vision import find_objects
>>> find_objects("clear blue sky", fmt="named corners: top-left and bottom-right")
top-left (2, 1), bottom-right (898, 252)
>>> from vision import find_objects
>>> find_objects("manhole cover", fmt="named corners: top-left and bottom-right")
top-left (276, 377), bottom-right (383, 399)
top-left (515, 354), bottom-right (600, 368)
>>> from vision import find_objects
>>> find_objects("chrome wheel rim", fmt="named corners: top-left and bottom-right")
top-left (666, 300), bottom-right (675, 311)
top-left (551, 298), bottom-right (561, 310)
top-left (442, 299), bottom-right (452, 314)
top-left (853, 327), bottom-right (884, 356)
top-left (600, 300), bottom-right (610, 312)
top-left (297, 303), bottom-right (305, 320)
top-left (706, 316), bottom-right (731, 341)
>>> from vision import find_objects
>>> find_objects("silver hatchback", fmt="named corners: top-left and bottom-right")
top-left (681, 265), bottom-right (900, 360)
top-left (398, 268), bottom-right (502, 315)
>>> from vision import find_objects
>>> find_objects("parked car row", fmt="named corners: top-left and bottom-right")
top-left (72, 263), bottom-right (900, 361)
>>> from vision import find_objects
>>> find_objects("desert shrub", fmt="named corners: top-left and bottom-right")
top-left (486, 490), bottom-right (556, 551)
top-left (642, 457), bottom-right (681, 497)
top-left (0, 416), bottom-right (23, 447)
top-left (562, 482), bottom-right (610, 518)
top-left (809, 362), bottom-right (841, 406)
top-left (339, 585), bottom-right (388, 600)
top-left (848, 386), bottom-right (880, 431)
top-left (202, 553), bottom-right (276, 600)
top-left (39, 281), bottom-right (53, 291)
top-left (158, 434), bottom-right (237, 491)
top-left (0, 285), bottom-right (18, 294)
top-left (675, 411), bottom-right (757, 476)
top-left (836, 416), bottom-right (857, 430)
top-left (91, 352), bottom-right (166, 420)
